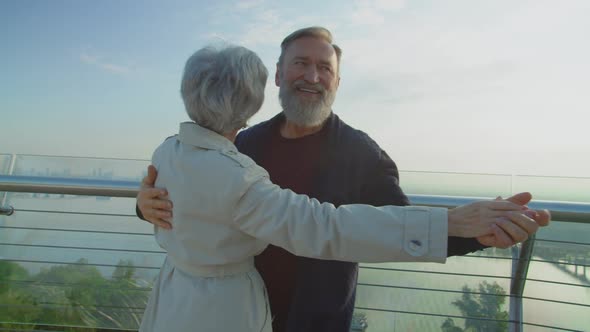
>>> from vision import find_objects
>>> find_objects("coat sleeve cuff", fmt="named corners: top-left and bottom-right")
top-left (402, 207), bottom-right (448, 263)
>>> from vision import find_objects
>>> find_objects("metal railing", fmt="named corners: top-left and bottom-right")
top-left (2, 175), bottom-right (589, 222)
top-left (1, 175), bottom-right (589, 332)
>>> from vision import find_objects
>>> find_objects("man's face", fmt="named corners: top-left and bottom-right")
top-left (277, 36), bottom-right (340, 127)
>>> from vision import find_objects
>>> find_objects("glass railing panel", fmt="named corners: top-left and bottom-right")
top-left (356, 250), bottom-right (514, 331)
top-left (523, 221), bottom-right (590, 332)
top-left (3, 155), bottom-right (148, 216)
top-left (399, 171), bottom-right (513, 197)
top-left (0, 154), bottom-right (13, 175)
top-left (513, 175), bottom-right (590, 203)
top-left (11, 154), bottom-right (149, 180)
top-left (400, 171), bottom-right (590, 204)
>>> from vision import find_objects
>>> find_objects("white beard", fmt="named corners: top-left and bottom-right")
top-left (279, 81), bottom-right (336, 127)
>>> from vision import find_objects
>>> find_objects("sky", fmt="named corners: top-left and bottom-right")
top-left (1, 0), bottom-right (589, 178)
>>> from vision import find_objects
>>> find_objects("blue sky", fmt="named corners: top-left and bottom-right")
top-left (1, 0), bottom-right (589, 177)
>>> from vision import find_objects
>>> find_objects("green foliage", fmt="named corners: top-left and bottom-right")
top-left (441, 281), bottom-right (509, 332)
top-left (0, 261), bottom-right (29, 294)
top-left (0, 289), bottom-right (40, 331)
top-left (0, 259), bottom-right (150, 331)
top-left (441, 318), bottom-right (465, 332)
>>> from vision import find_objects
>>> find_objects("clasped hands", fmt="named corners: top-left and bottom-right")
top-left (137, 165), bottom-right (551, 248)
top-left (447, 192), bottom-right (550, 248)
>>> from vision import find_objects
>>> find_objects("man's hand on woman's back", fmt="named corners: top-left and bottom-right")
top-left (137, 165), bottom-right (173, 229)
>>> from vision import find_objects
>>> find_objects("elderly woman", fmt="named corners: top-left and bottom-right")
top-left (139, 45), bottom-right (543, 332)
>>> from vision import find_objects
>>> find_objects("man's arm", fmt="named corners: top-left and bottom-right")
top-left (359, 150), bottom-right (410, 207)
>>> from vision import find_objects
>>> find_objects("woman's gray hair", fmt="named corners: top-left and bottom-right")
top-left (181, 45), bottom-right (268, 134)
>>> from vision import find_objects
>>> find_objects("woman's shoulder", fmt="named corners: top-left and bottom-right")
top-left (217, 149), bottom-right (269, 184)
top-left (155, 142), bottom-right (270, 204)
top-left (183, 148), bottom-right (269, 187)
top-left (218, 149), bottom-right (255, 168)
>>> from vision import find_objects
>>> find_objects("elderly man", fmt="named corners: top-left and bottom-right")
top-left (137, 27), bottom-right (550, 332)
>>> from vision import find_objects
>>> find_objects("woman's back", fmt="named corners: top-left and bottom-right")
top-left (153, 124), bottom-right (270, 271)
top-left (140, 123), bottom-right (272, 332)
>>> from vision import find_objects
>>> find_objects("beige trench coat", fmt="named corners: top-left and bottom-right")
top-left (139, 122), bottom-right (448, 332)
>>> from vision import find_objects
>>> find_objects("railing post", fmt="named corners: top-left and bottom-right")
top-left (0, 153), bottom-right (17, 217)
top-left (1, 154), bottom-right (17, 205)
top-left (509, 235), bottom-right (536, 332)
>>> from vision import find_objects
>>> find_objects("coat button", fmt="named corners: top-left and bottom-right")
top-left (409, 239), bottom-right (422, 251)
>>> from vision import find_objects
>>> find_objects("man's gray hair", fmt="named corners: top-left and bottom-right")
top-left (278, 26), bottom-right (342, 71)
top-left (181, 45), bottom-right (268, 134)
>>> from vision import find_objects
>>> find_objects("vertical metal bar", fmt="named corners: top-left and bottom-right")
top-left (509, 245), bottom-right (521, 332)
top-left (509, 235), bottom-right (536, 332)
top-left (0, 153), bottom-right (16, 206)
top-left (0, 153), bottom-right (16, 208)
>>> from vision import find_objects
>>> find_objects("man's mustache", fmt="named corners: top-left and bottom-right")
top-left (292, 81), bottom-right (325, 94)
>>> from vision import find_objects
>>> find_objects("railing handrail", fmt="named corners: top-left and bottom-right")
top-left (0, 175), bottom-right (139, 198)
top-left (1, 174), bottom-right (588, 223)
top-left (400, 169), bottom-right (590, 180)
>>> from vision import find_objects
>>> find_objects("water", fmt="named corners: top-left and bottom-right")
top-left (356, 256), bottom-right (589, 331)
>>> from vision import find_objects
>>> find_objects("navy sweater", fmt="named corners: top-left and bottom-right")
top-left (235, 112), bottom-right (485, 332)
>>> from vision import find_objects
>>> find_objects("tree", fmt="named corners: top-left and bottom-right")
top-left (0, 261), bottom-right (39, 330)
top-left (441, 281), bottom-right (509, 332)
top-left (0, 261), bottom-right (29, 294)
top-left (441, 318), bottom-right (465, 332)
top-left (0, 258), bottom-right (150, 331)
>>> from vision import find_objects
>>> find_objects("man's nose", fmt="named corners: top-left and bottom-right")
top-left (303, 66), bottom-right (320, 83)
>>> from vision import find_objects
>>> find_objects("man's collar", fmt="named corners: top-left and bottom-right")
top-left (178, 122), bottom-right (237, 152)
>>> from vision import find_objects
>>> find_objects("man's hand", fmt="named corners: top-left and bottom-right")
top-left (137, 165), bottom-right (173, 229)
top-left (476, 192), bottom-right (551, 248)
